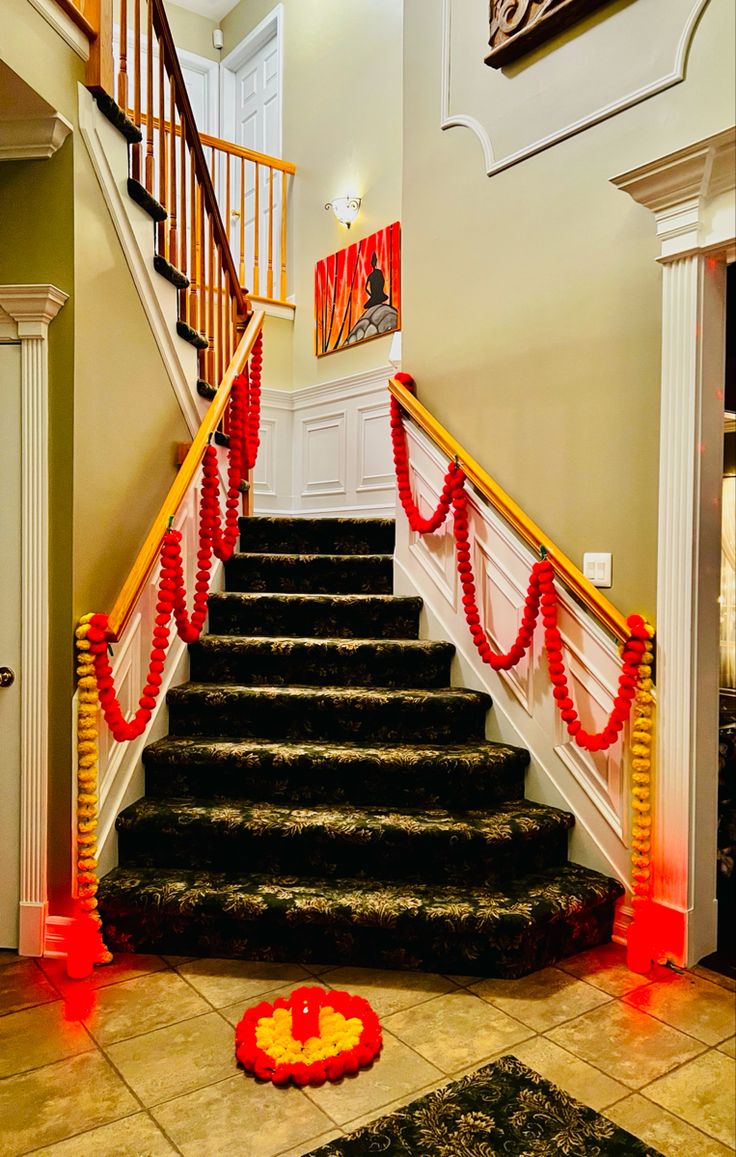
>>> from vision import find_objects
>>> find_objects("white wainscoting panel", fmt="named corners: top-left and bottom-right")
top-left (255, 366), bottom-right (394, 517)
top-left (393, 420), bottom-right (633, 938)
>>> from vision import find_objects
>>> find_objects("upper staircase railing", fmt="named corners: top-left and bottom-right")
top-left (388, 376), bottom-right (631, 645)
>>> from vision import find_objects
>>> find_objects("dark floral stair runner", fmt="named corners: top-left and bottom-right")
top-left (98, 516), bottom-right (623, 975)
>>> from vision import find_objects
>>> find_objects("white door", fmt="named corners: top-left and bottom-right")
top-left (224, 28), bottom-right (281, 296)
top-left (0, 343), bottom-right (21, 949)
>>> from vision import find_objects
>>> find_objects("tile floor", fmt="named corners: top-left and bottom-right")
top-left (0, 944), bottom-right (734, 1157)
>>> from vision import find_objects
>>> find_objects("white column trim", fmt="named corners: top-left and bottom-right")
top-left (612, 127), bottom-right (735, 964)
top-left (0, 284), bottom-right (67, 956)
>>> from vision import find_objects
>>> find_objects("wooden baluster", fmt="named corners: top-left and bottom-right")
top-left (157, 49), bottom-right (166, 253)
top-left (197, 183), bottom-right (205, 342)
top-left (131, 0), bottom-right (141, 180)
top-left (207, 214), bottom-right (215, 384)
top-left (224, 269), bottom-right (231, 368)
top-left (180, 119), bottom-right (187, 277)
top-left (267, 165), bottom-right (274, 299)
top-left (280, 169), bottom-right (287, 302)
top-left (225, 152), bottom-right (231, 245)
top-left (217, 263), bottom-right (224, 384)
top-left (188, 156), bottom-right (197, 327)
top-left (168, 76), bottom-right (177, 266)
top-left (239, 157), bottom-right (245, 287)
top-left (145, 0), bottom-right (154, 192)
top-left (118, 0), bottom-right (128, 109)
top-left (253, 162), bottom-right (260, 296)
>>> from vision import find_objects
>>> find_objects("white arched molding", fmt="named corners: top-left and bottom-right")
top-left (612, 127), bottom-right (736, 965)
top-left (0, 284), bottom-right (68, 956)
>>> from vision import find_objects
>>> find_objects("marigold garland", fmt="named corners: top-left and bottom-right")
top-left (235, 986), bottom-right (382, 1086)
top-left (391, 376), bottom-right (656, 923)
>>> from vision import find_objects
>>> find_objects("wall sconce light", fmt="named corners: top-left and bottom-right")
top-left (325, 196), bottom-right (362, 229)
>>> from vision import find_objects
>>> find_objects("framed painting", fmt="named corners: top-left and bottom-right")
top-left (486, 1), bottom-right (612, 69)
top-left (315, 222), bottom-right (400, 357)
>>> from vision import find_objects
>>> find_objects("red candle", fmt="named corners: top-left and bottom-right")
top-left (291, 994), bottom-right (321, 1043)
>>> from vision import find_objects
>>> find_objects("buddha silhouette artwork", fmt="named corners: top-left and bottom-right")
top-left (315, 222), bottom-right (400, 356)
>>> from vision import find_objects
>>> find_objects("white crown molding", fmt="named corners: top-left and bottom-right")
top-left (441, 0), bottom-right (711, 179)
top-left (0, 283), bottom-right (67, 956)
top-left (27, 0), bottom-right (90, 60)
top-left (292, 365), bottom-right (394, 411)
top-left (613, 131), bottom-right (735, 964)
top-left (0, 114), bottom-right (73, 161)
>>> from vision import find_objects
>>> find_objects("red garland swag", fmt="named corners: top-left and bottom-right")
top-left (88, 335), bottom-right (262, 744)
top-left (389, 377), bottom-right (649, 754)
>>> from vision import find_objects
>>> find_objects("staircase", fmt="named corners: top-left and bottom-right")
top-left (97, 516), bottom-right (624, 979)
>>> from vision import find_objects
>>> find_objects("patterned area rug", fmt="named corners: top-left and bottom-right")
top-left (306, 1056), bottom-right (663, 1156)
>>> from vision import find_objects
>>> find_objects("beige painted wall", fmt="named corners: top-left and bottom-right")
top-left (401, 0), bottom-right (735, 617)
top-left (164, 2), bottom-right (220, 61)
top-left (221, 0), bottom-right (402, 390)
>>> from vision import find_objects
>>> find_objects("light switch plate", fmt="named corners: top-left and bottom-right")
top-left (583, 552), bottom-right (612, 588)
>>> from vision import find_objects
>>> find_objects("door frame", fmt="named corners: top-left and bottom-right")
top-left (613, 127), bottom-right (736, 966)
top-left (0, 285), bottom-right (67, 955)
top-left (220, 3), bottom-right (283, 156)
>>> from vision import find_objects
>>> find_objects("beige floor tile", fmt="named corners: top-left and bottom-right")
top-left (83, 968), bottom-right (211, 1045)
top-left (470, 966), bottom-right (611, 1031)
top-left (319, 966), bottom-right (457, 1017)
top-left (718, 1035), bottom-right (735, 1057)
top-left (381, 989), bottom-right (533, 1075)
top-left (38, 952), bottom-right (168, 997)
top-left (274, 1131), bottom-right (344, 1157)
top-left (556, 942), bottom-right (660, 997)
top-left (219, 981), bottom-right (329, 1028)
top-left (151, 1074), bottom-right (333, 1157)
top-left (0, 1000), bottom-right (93, 1078)
top-left (605, 1093), bottom-right (734, 1157)
top-left (508, 1036), bottom-right (629, 1111)
top-left (302, 1028), bottom-right (443, 1127)
top-left (0, 959), bottom-right (58, 1014)
top-left (338, 1074), bottom-right (454, 1132)
top-left (106, 1010), bottom-right (238, 1106)
top-left (0, 1051), bottom-right (138, 1157)
top-left (690, 964), bottom-right (736, 993)
top-left (623, 969), bottom-right (736, 1045)
top-left (546, 1001), bottom-right (705, 1088)
top-left (641, 1050), bottom-right (736, 1149)
top-left (177, 958), bottom-right (311, 1008)
top-left (28, 1112), bottom-right (179, 1156)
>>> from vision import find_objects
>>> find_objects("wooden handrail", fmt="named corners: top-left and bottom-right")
top-left (388, 377), bottom-right (631, 644)
top-left (107, 311), bottom-right (264, 641)
top-left (134, 114), bottom-right (297, 176)
top-left (149, 0), bottom-right (247, 321)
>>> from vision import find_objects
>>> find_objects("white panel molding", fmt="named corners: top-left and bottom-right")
top-left (613, 127), bottom-right (735, 965)
top-left (78, 85), bottom-right (202, 436)
top-left (253, 418), bottom-right (278, 497)
top-left (394, 419), bottom-right (632, 907)
top-left (27, 0), bottom-right (91, 59)
top-left (475, 533), bottom-right (534, 715)
top-left (255, 367), bottom-right (395, 517)
top-left (440, 0), bottom-right (710, 179)
top-left (0, 114), bottom-right (73, 161)
top-left (0, 284), bottom-right (67, 956)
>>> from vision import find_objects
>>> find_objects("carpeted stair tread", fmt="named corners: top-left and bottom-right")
top-left (93, 92), bottom-right (143, 143)
top-left (142, 736), bottom-right (528, 807)
top-left (238, 516), bottom-right (395, 556)
top-left (153, 254), bottom-right (189, 288)
top-left (225, 552), bottom-right (393, 595)
top-left (176, 320), bottom-right (209, 349)
top-left (127, 177), bottom-right (167, 222)
top-left (189, 635), bottom-right (455, 687)
top-left (167, 682), bottom-right (492, 742)
top-left (116, 797), bottom-right (573, 882)
top-left (97, 862), bottom-right (625, 977)
top-left (207, 592), bottom-right (422, 639)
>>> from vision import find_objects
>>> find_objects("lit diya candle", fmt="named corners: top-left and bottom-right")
top-left (290, 992), bottom-right (321, 1042)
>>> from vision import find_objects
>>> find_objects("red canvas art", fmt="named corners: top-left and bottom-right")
top-left (315, 222), bottom-right (400, 356)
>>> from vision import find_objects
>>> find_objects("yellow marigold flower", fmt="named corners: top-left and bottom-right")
top-left (632, 758), bottom-right (651, 772)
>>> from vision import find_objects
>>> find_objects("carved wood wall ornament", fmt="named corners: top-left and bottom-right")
top-left (486, 0), bottom-right (612, 68)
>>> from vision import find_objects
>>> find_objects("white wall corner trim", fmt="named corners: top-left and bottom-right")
top-left (27, 0), bottom-right (91, 60)
top-left (441, 0), bottom-right (711, 179)
top-left (0, 284), bottom-right (68, 957)
top-left (612, 125), bottom-right (736, 965)
top-left (0, 113), bottom-right (73, 161)
top-left (77, 85), bottom-right (203, 436)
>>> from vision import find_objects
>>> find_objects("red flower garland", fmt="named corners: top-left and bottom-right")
top-left (86, 341), bottom-right (263, 744)
top-left (235, 986), bottom-right (382, 1087)
top-left (390, 379), bottom-right (649, 753)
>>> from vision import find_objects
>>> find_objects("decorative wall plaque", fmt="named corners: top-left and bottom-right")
top-left (486, 0), bottom-right (612, 68)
